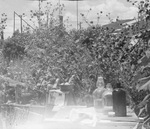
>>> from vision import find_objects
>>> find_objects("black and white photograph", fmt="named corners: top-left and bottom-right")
top-left (0, 0), bottom-right (150, 129)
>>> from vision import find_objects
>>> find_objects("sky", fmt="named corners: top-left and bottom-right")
top-left (0, 0), bottom-right (139, 38)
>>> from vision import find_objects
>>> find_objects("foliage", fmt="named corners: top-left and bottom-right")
top-left (133, 93), bottom-right (150, 128)
top-left (0, 13), bottom-right (7, 31)
top-left (1, 2), bottom-right (88, 99)
top-left (67, 0), bottom-right (150, 106)
top-left (29, 1), bottom-right (65, 28)
top-left (0, 13), bottom-right (7, 48)
top-left (1, 0), bottom-right (150, 108)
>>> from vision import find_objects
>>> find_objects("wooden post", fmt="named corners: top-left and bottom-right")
top-left (77, 0), bottom-right (78, 30)
top-left (79, 22), bottom-right (82, 30)
top-left (47, 12), bottom-right (49, 28)
top-left (59, 0), bottom-right (60, 15)
top-left (13, 11), bottom-right (15, 34)
top-left (59, 15), bottom-right (63, 27)
top-left (15, 85), bottom-right (21, 104)
top-left (38, 0), bottom-right (41, 28)
top-left (15, 85), bottom-right (19, 104)
top-left (20, 15), bottom-right (23, 33)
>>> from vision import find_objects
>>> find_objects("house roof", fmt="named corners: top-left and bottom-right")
top-left (103, 19), bottom-right (135, 30)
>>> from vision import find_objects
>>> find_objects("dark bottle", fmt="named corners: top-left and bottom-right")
top-left (112, 83), bottom-right (127, 117)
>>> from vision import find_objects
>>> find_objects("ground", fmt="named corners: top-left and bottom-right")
top-left (1, 106), bottom-right (138, 129)
top-left (21, 106), bottom-right (137, 129)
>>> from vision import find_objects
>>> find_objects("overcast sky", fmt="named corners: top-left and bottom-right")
top-left (0, 0), bottom-right (139, 38)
